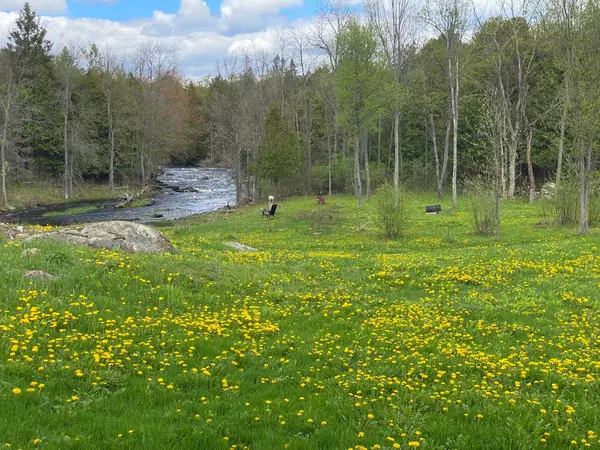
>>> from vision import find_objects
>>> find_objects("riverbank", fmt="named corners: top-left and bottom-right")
top-left (1, 195), bottom-right (599, 449)
top-left (4, 182), bottom-right (124, 211)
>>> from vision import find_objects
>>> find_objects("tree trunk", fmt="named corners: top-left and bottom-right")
top-left (526, 126), bottom-right (535, 204)
top-left (235, 133), bottom-right (242, 205)
top-left (69, 141), bottom-right (74, 198)
top-left (327, 131), bottom-right (333, 196)
top-left (579, 139), bottom-right (590, 234)
top-left (430, 114), bottom-right (442, 200)
top-left (364, 135), bottom-right (371, 202)
top-left (556, 90), bottom-right (568, 191)
top-left (140, 146), bottom-right (146, 189)
top-left (451, 58), bottom-right (459, 208)
top-left (377, 115), bottom-right (382, 166)
top-left (0, 120), bottom-right (8, 209)
top-left (354, 126), bottom-right (362, 207)
top-left (1, 75), bottom-right (13, 209)
top-left (508, 137), bottom-right (518, 199)
top-left (425, 119), bottom-right (429, 187)
top-left (107, 92), bottom-right (115, 192)
top-left (393, 107), bottom-right (400, 204)
top-left (64, 96), bottom-right (70, 200)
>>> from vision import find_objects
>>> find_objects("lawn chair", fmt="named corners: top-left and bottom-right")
top-left (262, 204), bottom-right (277, 218)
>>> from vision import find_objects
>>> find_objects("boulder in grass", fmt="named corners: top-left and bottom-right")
top-left (21, 248), bottom-right (39, 257)
top-left (225, 242), bottom-right (258, 252)
top-left (24, 270), bottom-right (56, 281)
top-left (25, 221), bottom-right (174, 254)
top-left (541, 182), bottom-right (556, 199)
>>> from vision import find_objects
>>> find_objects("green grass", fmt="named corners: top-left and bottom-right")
top-left (42, 205), bottom-right (100, 218)
top-left (5, 183), bottom-right (123, 210)
top-left (1, 193), bottom-right (599, 450)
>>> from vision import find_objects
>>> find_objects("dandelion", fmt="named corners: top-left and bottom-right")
top-left (11, 388), bottom-right (21, 395)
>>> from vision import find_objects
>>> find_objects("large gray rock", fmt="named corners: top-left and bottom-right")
top-left (541, 182), bottom-right (556, 199)
top-left (24, 270), bottom-right (56, 281)
top-left (26, 221), bottom-right (173, 254)
top-left (225, 242), bottom-right (258, 252)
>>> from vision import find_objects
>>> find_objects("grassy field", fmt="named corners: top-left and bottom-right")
top-left (1, 194), bottom-right (599, 450)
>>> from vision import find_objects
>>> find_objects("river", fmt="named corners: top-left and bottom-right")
top-left (0, 167), bottom-right (237, 226)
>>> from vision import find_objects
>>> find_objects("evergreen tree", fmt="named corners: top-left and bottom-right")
top-left (258, 105), bottom-right (301, 196)
top-left (7, 3), bottom-right (57, 176)
top-left (7, 2), bottom-right (52, 79)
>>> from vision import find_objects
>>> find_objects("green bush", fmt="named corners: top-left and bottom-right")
top-left (373, 184), bottom-right (405, 239)
top-left (554, 177), bottom-right (579, 227)
top-left (539, 174), bottom-right (600, 228)
top-left (466, 177), bottom-right (500, 237)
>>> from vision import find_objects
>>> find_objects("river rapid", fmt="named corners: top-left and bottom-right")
top-left (0, 167), bottom-right (237, 226)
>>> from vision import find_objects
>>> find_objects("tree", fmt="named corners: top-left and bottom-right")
top-left (7, 2), bottom-right (55, 179)
top-left (366, 0), bottom-right (414, 200)
top-left (258, 105), bottom-right (301, 196)
top-left (336, 21), bottom-right (392, 206)
top-left (474, 14), bottom-right (537, 199)
top-left (0, 50), bottom-right (24, 209)
top-left (423, 0), bottom-right (469, 207)
top-left (55, 46), bottom-right (83, 199)
top-left (131, 39), bottom-right (180, 188)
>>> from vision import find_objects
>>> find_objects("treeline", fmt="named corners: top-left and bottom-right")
top-left (0, 3), bottom-right (206, 208)
top-left (204, 0), bottom-right (600, 232)
top-left (2, 1), bottom-right (600, 232)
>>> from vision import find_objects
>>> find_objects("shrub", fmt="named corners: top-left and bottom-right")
top-left (538, 175), bottom-right (600, 228)
top-left (296, 203), bottom-right (343, 232)
top-left (554, 177), bottom-right (579, 227)
top-left (466, 177), bottom-right (500, 237)
top-left (373, 184), bottom-right (405, 239)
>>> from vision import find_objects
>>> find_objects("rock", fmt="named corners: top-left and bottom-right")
top-left (24, 270), bottom-right (56, 281)
top-left (541, 182), bottom-right (556, 199)
top-left (21, 248), bottom-right (39, 257)
top-left (225, 242), bottom-right (258, 252)
top-left (25, 221), bottom-right (174, 254)
top-left (173, 186), bottom-right (199, 193)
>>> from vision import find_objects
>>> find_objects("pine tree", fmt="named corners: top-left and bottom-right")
top-left (7, 3), bottom-right (58, 176)
top-left (258, 106), bottom-right (301, 197)
top-left (7, 2), bottom-right (52, 76)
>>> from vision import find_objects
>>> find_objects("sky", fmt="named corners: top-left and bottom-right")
top-left (0, 0), bottom-right (328, 79)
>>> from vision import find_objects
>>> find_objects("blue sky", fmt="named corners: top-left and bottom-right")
top-left (0, 0), bottom-right (328, 78)
top-left (66, 0), bottom-right (319, 22)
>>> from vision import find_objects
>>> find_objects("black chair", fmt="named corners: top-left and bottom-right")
top-left (426, 204), bottom-right (442, 214)
top-left (262, 204), bottom-right (277, 218)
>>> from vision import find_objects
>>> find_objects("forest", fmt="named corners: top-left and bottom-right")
top-left (1, 0), bottom-right (599, 231)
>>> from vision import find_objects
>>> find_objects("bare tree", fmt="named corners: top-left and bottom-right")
top-left (100, 46), bottom-right (123, 192)
top-left (0, 50), bottom-right (24, 210)
top-left (55, 44), bottom-right (84, 199)
top-left (366, 0), bottom-right (414, 201)
top-left (423, 0), bottom-right (469, 207)
top-left (131, 39), bottom-right (180, 188)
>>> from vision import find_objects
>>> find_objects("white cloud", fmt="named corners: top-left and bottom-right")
top-left (0, 0), bottom-right (316, 79)
top-left (143, 0), bottom-right (214, 37)
top-left (0, 0), bottom-right (66, 13)
top-left (220, 0), bottom-right (302, 33)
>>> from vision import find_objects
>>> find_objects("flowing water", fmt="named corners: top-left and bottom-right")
top-left (0, 167), bottom-right (237, 226)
